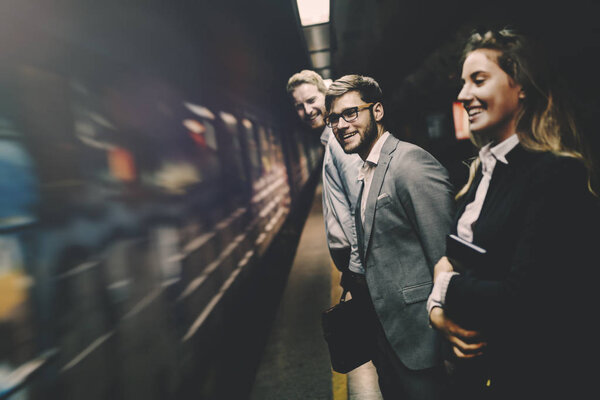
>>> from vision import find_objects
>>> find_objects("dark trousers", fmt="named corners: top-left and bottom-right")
top-left (345, 271), bottom-right (444, 400)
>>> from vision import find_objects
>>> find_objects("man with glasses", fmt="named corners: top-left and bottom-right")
top-left (325, 75), bottom-right (454, 399)
top-left (286, 70), bottom-right (365, 289)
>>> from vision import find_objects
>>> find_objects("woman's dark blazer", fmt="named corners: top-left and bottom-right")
top-left (444, 144), bottom-right (599, 396)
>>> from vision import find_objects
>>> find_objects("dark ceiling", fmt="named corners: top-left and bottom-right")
top-left (3, 0), bottom-right (598, 152)
top-left (322, 0), bottom-right (600, 160)
top-left (328, 0), bottom-right (600, 117)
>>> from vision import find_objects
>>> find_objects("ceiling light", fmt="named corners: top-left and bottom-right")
top-left (296, 0), bottom-right (329, 26)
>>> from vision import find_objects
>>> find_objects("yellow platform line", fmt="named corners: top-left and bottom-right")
top-left (330, 261), bottom-right (348, 400)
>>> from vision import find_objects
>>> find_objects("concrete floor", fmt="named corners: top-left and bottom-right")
top-left (249, 185), bottom-right (382, 400)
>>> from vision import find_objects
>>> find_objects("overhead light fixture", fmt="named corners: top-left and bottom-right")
top-left (319, 69), bottom-right (332, 80)
top-left (296, 0), bottom-right (330, 26)
top-left (310, 51), bottom-right (331, 69)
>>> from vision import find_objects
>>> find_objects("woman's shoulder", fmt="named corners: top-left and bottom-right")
top-left (530, 151), bottom-right (586, 175)
top-left (525, 151), bottom-right (589, 191)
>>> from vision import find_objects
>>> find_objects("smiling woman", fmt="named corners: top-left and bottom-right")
top-left (427, 27), bottom-right (600, 399)
top-left (458, 49), bottom-right (524, 144)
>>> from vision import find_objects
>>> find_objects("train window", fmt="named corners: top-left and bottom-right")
top-left (192, 118), bottom-right (218, 153)
top-left (267, 126), bottom-right (284, 170)
top-left (15, 67), bottom-right (81, 187)
top-left (262, 126), bottom-right (274, 170)
top-left (241, 118), bottom-right (263, 188)
top-left (294, 130), bottom-right (310, 185)
top-left (182, 103), bottom-right (222, 188)
top-left (70, 80), bottom-right (129, 186)
top-left (0, 117), bottom-right (38, 228)
top-left (0, 113), bottom-right (38, 375)
top-left (256, 125), bottom-right (272, 174)
top-left (218, 111), bottom-right (248, 188)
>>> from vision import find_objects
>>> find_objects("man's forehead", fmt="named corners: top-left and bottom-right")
top-left (331, 91), bottom-right (363, 110)
top-left (292, 83), bottom-right (321, 99)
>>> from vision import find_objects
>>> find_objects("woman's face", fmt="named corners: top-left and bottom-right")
top-left (458, 49), bottom-right (524, 144)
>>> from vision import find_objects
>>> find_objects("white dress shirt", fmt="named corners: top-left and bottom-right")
top-left (456, 134), bottom-right (520, 241)
top-left (427, 134), bottom-right (520, 314)
top-left (357, 131), bottom-right (391, 225)
top-left (321, 127), bottom-right (365, 274)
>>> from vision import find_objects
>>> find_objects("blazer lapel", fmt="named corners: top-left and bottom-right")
top-left (362, 136), bottom-right (398, 258)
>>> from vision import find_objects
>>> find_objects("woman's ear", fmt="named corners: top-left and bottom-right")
top-left (518, 89), bottom-right (526, 99)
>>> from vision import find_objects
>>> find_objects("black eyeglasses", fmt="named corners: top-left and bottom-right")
top-left (325, 103), bottom-right (374, 128)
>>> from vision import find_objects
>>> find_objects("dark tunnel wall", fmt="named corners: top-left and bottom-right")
top-left (0, 0), bottom-right (312, 125)
top-left (329, 0), bottom-right (600, 188)
top-left (0, 1), bottom-right (323, 399)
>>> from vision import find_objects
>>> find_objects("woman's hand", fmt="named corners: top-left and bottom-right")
top-left (429, 307), bottom-right (487, 359)
top-left (433, 256), bottom-right (454, 282)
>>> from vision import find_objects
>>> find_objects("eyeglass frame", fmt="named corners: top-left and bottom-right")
top-left (325, 103), bottom-right (375, 128)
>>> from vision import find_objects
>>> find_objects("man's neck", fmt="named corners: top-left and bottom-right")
top-left (358, 126), bottom-right (386, 161)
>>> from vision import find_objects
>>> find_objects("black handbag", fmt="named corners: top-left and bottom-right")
top-left (321, 289), bottom-right (371, 373)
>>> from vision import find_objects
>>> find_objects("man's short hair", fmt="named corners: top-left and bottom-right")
top-left (286, 70), bottom-right (327, 96)
top-left (325, 74), bottom-right (383, 112)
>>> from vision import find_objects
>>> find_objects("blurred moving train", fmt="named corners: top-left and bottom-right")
top-left (0, 1), bottom-right (321, 399)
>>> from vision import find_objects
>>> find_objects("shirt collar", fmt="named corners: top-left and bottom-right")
top-left (480, 134), bottom-right (519, 165)
top-left (320, 126), bottom-right (332, 146)
top-left (357, 131), bottom-right (390, 181)
top-left (366, 131), bottom-right (390, 166)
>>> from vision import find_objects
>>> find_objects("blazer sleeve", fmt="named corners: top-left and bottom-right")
top-left (444, 157), bottom-right (598, 329)
top-left (322, 141), bottom-right (364, 271)
top-left (393, 147), bottom-right (455, 274)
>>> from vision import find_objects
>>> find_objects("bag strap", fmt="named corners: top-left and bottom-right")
top-left (340, 289), bottom-right (349, 303)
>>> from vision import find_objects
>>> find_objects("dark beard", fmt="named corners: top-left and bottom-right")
top-left (354, 111), bottom-right (378, 155)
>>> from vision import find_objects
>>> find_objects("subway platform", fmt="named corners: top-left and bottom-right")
top-left (249, 185), bottom-right (383, 400)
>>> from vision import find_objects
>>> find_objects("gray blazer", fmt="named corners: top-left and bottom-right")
top-left (361, 135), bottom-right (454, 371)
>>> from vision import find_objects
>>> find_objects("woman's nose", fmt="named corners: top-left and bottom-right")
top-left (457, 84), bottom-right (472, 103)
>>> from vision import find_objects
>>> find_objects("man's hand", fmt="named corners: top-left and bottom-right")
top-left (429, 307), bottom-right (487, 359)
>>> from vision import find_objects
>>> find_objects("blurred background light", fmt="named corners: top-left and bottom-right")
top-left (184, 103), bottom-right (215, 120)
top-left (452, 101), bottom-right (470, 140)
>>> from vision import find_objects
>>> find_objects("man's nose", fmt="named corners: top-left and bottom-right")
top-left (336, 116), bottom-right (350, 129)
top-left (305, 104), bottom-right (317, 115)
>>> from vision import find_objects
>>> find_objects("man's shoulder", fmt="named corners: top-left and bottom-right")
top-left (381, 133), bottom-right (432, 160)
top-left (386, 139), bottom-right (450, 183)
top-left (387, 138), bottom-right (436, 165)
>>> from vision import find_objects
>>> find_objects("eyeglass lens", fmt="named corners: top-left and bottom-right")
top-left (328, 108), bottom-right (358, 127)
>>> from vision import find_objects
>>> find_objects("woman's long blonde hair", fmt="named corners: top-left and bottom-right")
top-left (456, 28), bottom-right (597, 199)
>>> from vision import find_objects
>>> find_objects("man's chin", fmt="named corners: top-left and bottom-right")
top-left (340, 141), bottom-right (359, 154)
